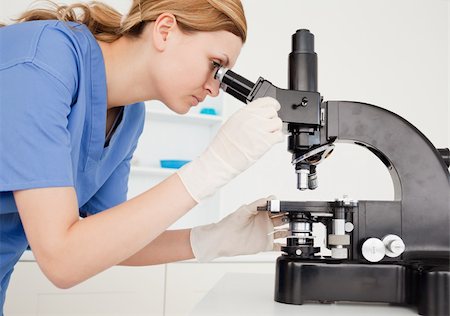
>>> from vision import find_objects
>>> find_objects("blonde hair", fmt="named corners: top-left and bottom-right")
top-left (1, 0), bottom-right (247, 43)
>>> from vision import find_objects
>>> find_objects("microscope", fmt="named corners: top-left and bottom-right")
top-left (214, 29), bottom-right (450, 316)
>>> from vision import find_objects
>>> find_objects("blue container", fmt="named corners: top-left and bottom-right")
top-left (160, 160), bottom-right (191, 169)
top-left (199, 107), bottom-right (217, 116)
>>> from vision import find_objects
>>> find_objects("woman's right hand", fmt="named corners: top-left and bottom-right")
top-left (177, 97), bottom-right (283, 202)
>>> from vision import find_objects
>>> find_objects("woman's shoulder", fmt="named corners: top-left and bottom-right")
top-left (0, 20), bottom-right (91, 64)
top-left (0, 20), bottom-right (96, 99)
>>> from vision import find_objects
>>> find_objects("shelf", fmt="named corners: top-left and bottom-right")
top-left (145, 108), bottom-right (223, 126)
top-left (130, 165), bottom-right (178, 177)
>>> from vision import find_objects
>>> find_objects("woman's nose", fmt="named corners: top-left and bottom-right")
top-left (205, 75), bottom-right (220, 97)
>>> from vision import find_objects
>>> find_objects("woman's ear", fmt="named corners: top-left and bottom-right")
top-left (152, 13), bottom-right (178, 51)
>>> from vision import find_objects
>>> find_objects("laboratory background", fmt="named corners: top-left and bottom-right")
top-left (0, 0), bottom-right (449, 315)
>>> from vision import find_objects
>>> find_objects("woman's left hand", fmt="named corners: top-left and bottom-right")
top-left (190, 196), bottom-right (288, 262)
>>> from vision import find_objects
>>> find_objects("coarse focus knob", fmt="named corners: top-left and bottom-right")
top-left (382, 234), bottom-right (406, 258)
top-left (362, 238), bottom-right (385, 262)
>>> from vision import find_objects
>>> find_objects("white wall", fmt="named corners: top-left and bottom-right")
top-left (1, 0), bottom-right (448, 216)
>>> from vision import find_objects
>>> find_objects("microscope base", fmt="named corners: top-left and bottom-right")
top-left (274, 256), bottom-right (449, 316)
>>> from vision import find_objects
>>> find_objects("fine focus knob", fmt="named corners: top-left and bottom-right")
top-left (382, 234), bottom-right (406, 258)
top-left (362, 238), bottom-right (385, 262)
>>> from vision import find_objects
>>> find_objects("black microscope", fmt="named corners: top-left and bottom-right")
top-left (214, 29), bottom-right (450, 316)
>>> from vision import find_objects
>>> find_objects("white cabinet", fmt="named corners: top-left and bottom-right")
top-left (164, 261), bottom-right (276, 316)
top-left (5, 253), bottom-right (277, 316)
top-left (128, 97), bottom-right (224, 229)
top-left (4, 258), bottom-right (165, 316)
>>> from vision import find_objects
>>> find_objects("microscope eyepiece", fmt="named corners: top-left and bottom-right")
top-left (214, 66), bottom-right (229, 83)
top-left (214, 66), bottom-right (255, 103)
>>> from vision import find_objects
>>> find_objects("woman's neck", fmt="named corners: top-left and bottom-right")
top-left (97, 33), bottom-right (157, 109)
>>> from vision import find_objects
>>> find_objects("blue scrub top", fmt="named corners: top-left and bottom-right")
top-left (0, 20), bottom-right (145, 310)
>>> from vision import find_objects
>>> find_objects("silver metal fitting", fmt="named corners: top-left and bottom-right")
top-left (344, 222), bottom-right (354, 232)
top-left (214, 66), bottom-right (229, 83)
top-left (268, 200), bottom-right (281, 213)
top-left (382, 234), bottom-right (406, 258)
top-left (297, 168), bottom-right (309, 190)
top-left (331, 247), bottom-right (348, 259)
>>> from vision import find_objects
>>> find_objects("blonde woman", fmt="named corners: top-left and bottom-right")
top-left (0, 0), bottom-right (284, 310)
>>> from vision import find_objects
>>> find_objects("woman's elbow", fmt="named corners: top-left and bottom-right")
top-left (49, 274), bottom-right (79, 290)
top-left (37, 257), bottom-right (82, 289)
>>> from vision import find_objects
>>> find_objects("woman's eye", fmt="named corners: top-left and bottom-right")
top-left (211, 60), bottom-right (222, 69)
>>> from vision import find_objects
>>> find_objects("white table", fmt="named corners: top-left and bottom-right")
top-left (189, 273), bottom-right (418, 316)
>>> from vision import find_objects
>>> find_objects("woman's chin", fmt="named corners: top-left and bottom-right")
top-left (172, 105), bottom-right (191, 115)
top-left (164, 100), bottom-right (191, 115)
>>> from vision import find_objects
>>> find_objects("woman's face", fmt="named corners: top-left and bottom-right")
top-left (150, 18), bottom-right (243, 114)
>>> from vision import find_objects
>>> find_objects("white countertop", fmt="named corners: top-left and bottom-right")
top-left (189, 273), bottom-right (418, 316)
top-left (182, 252), bottom-right (281, 263)
top-left (19, 250), bottom-right (282, 263)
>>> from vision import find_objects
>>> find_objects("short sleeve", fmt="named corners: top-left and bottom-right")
top-left (0, 62), bottom-right (74, 191)
top-left (79, 148), bottom-right (135, 216)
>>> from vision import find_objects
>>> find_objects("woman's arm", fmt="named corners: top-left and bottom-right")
top-left (118, 229), bottom-right (194, 266)
top-left (14, 97), bottom-right (283, 289)
top-left (14, 173), bottom-right (196, 289)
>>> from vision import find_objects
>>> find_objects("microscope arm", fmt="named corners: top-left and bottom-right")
top-left (215, 68), bottom-right (322, 127)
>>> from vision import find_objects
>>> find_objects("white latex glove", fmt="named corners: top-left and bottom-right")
top-left (190, 196), bottom-right (288, 262)
top-left (177, 97), bottom-right (283, 202)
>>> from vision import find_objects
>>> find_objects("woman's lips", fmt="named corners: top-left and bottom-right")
top-left (191, 95), bottom-right (200, 106)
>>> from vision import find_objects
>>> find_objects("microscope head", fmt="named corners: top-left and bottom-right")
top-left (214, 29), bottom-right (333, 191)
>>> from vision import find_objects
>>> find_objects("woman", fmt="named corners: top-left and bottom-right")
top-left (0, 0), bottom-right (285, 311)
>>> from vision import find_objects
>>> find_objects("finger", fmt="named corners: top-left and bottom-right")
top-left (254, 198), bottom-right (269, 208)
top-left (269, 212), bottom-right (286, 218)
top-left (246, 197), bottom-right (271, 215)
top-left (270, 213), bottom-right (285, 218)
top-left (274, 230), bottom-right (290, 239)
top-left (270, 213), bottom-right (289, 227)
top-left (248, 106), bottom-right (279, 119)
top-left (265, 117), bottom-right (283, 133)
top-left (248, 97), bottom-right (281, 111)
top-left (266, 130), bottom-right (284, 144)
top-left (242, 204), bottom-right (258, 216)
top-left (271, 215), bottom-right (288, 227)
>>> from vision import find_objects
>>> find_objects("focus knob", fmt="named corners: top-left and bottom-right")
top-left (382, 234), bottom-right (406, 258)
top-left (362, 238), bottom-right (385, 262)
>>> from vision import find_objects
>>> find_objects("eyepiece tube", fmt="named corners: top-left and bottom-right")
top-left (215, 67), bottom-right (255, 100)
top-left (220, 84), bottom-right (249, 103)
